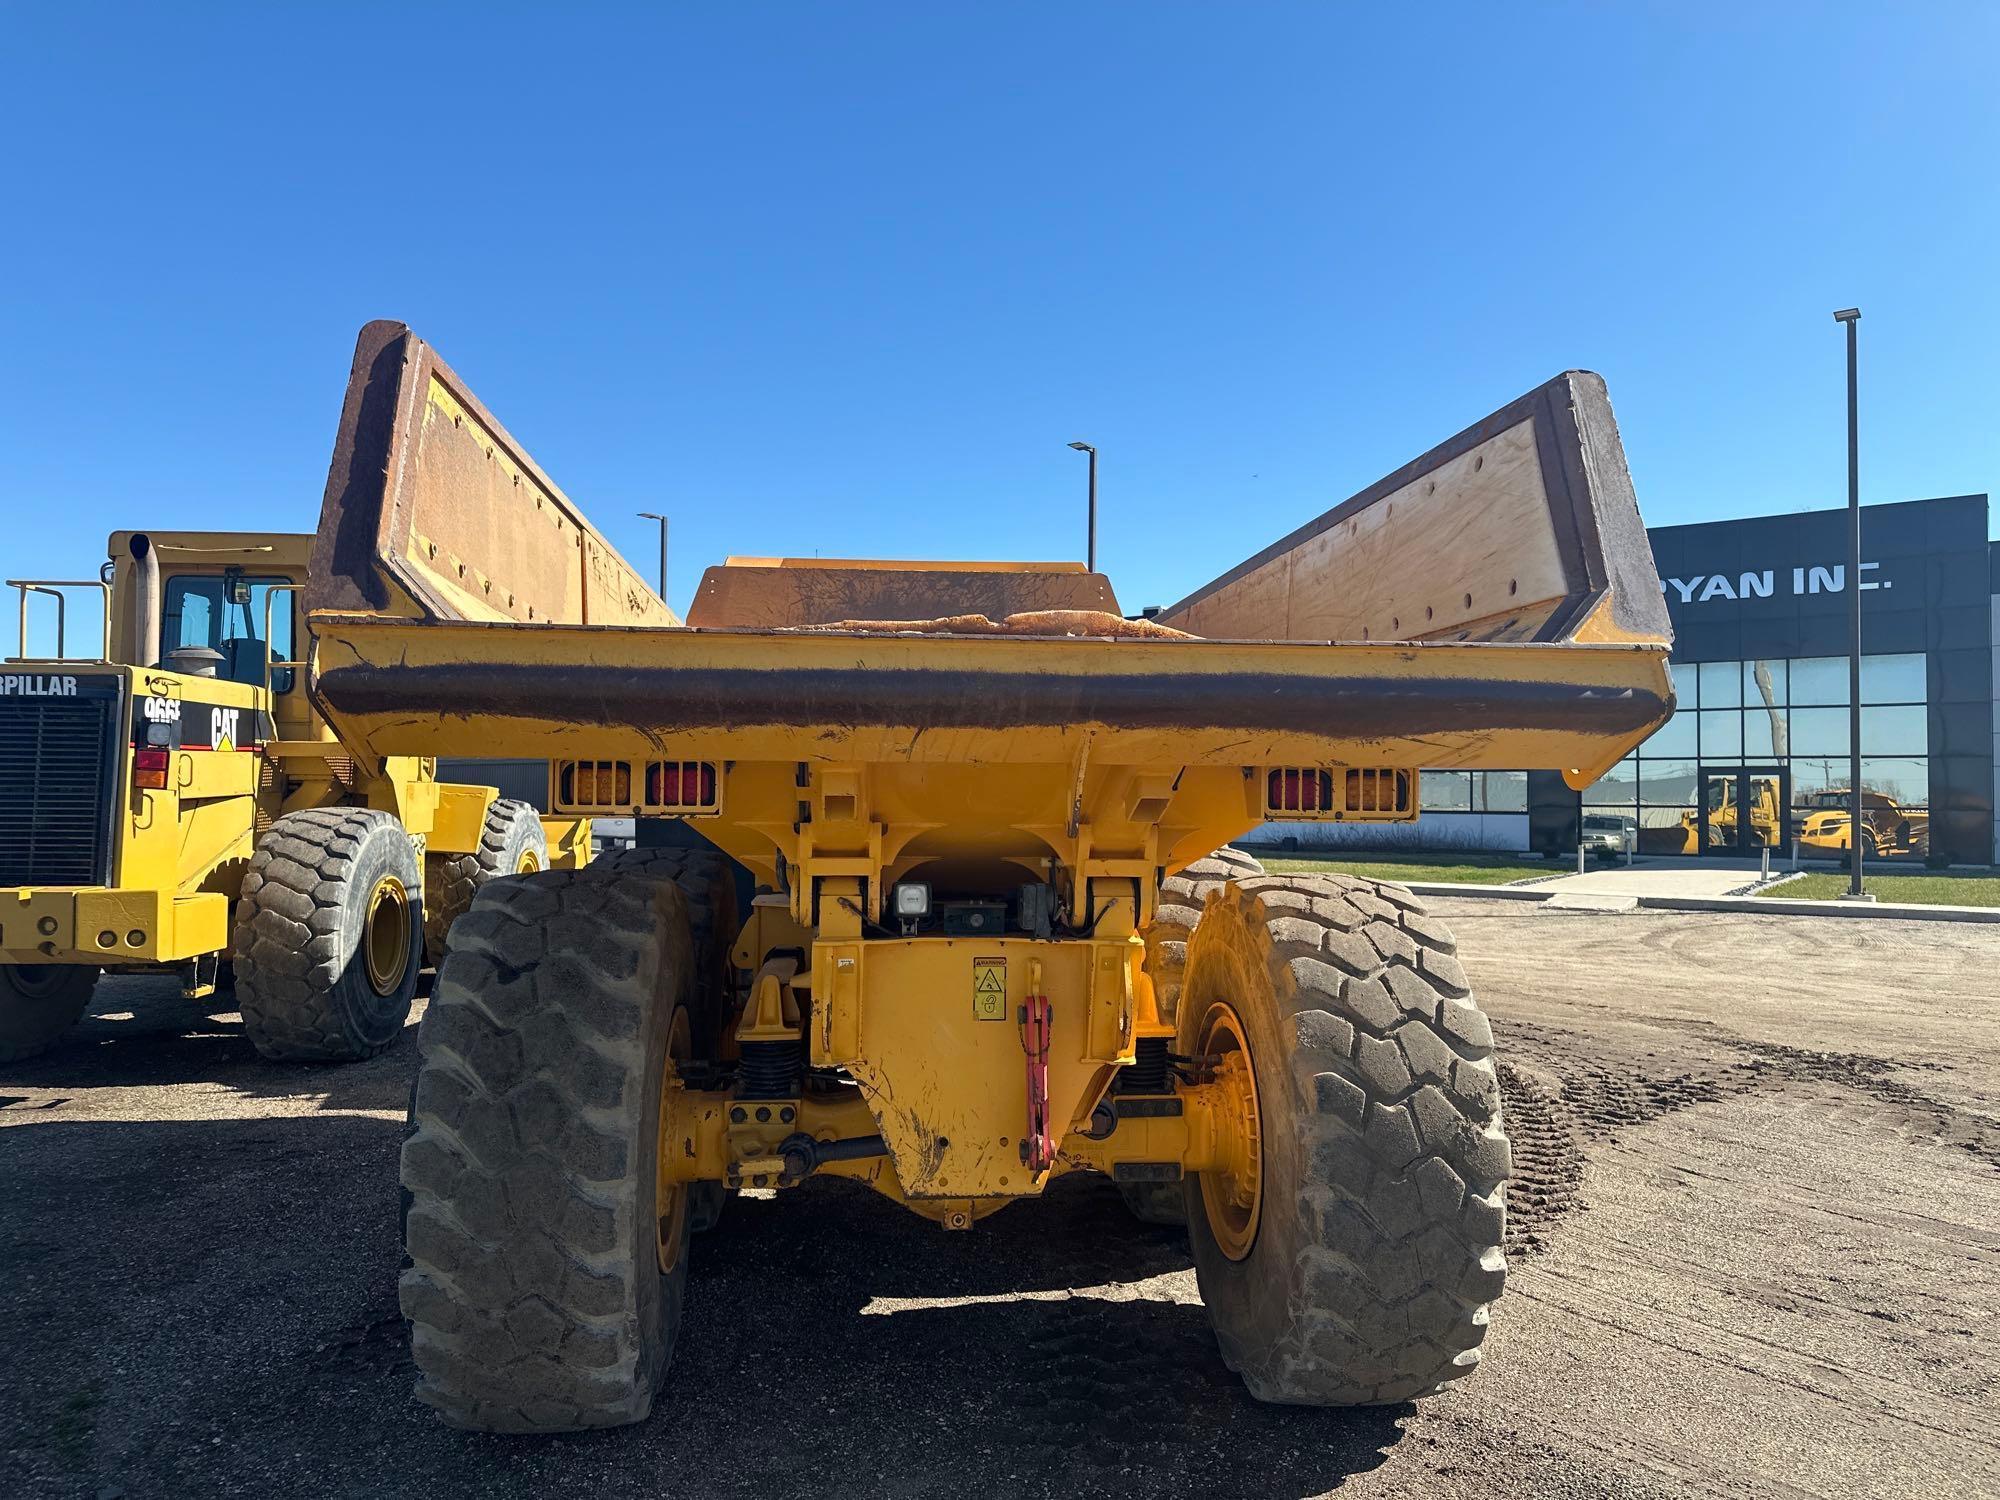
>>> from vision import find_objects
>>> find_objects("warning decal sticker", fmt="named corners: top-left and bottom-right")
top-left (972, 956), bottom-right (1007, 1020)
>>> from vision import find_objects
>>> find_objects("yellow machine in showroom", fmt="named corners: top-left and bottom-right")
top-left (303, 321), bottom-right (1673, 1429)
top-left (0, 530), bottom-right (590, 1063)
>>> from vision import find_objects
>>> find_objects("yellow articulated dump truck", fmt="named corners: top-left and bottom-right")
top-left (306, 321), bottom-right (1673, 1430)
top-left (0, 530), bottom-right (590, 1063)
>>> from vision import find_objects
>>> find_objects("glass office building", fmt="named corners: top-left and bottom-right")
top-left (1530, 492), bottom-right (1994, 866)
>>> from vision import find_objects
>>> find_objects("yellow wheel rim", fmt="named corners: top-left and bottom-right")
top-left (1196, 1001), bottom-right (1263, 1261)
top-left (656, 1007), bottom-right (692, 1274)
top-left (517, 849), bottom-right (542, 874)
top-left (362, 874), bottom-right (411, 996)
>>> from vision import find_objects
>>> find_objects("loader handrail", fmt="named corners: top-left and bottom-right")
top-left (263, 581), bottom-right (306, 699)
top-left (8, 578), bottom-right (111, 663)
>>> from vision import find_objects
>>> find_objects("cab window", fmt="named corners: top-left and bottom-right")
top-left (162, 573), bottom-right (295, 690)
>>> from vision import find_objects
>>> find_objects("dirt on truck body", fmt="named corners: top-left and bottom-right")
top-left (302, 319), bottom-right (1673, 1431)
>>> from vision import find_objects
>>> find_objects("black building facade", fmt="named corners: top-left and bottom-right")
top-left (1529, 493), bottom-right (1995, 866)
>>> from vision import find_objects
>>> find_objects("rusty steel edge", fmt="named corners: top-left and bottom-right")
top-left (315, 657), bottom-right (1672, 741)
top-left (307, 319), bottom-right (660, 624)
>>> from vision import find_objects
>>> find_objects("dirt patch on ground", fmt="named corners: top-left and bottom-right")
top-left (2, 904), bottom-right (1996, 1498)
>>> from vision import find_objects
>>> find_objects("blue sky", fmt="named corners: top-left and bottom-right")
top-left (2, 4), bottom-right (1995, 625)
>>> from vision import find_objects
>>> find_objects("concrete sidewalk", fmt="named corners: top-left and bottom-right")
top-left (1389, 858), bottom-right (2000, 923)
top-left (1525, 858), bottom-right (1767, 899)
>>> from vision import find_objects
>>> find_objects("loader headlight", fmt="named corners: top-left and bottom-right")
top-left (892, 883), bottom-right (930, 919)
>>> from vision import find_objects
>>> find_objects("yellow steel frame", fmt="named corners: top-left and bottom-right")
top-left (309, 609), bottom-right (1671, 1208)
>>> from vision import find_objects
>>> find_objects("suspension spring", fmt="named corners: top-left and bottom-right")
top-left (1118, 1035), bottom-right (1173, 1094)
top-left (736, 1039), bottom-right (804, 1100)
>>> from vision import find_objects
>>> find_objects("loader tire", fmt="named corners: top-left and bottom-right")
top-left (0, 963), bottom-right (99, 1063)
top-left (1181, 873), bottom-right (1508, 1405)
top-left (401, 869), bottom-right (696, 1432)
top-left (1120, 846), bottom-right (1264, 1224)
top-left (423, 799), bottom-right (548, 963)
top-left (233, 807), bottom-right (423, 1062)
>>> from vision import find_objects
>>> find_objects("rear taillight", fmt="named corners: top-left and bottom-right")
top-left (134, 747), bottom-right (170, 790)
top-left (1260, 765), bottom-right (1415, 821)
top-left (645, 761), bottom-right (718, 811)
top-left (553, 758), bottom-right (721, 815)
top-left (1267, 768), bottom-right (1333, 813)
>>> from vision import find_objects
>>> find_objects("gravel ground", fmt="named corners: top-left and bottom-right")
top-left (3, 901), bottom-right (1996, 1499)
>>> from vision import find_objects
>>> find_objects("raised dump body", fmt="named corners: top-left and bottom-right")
top-left (308, 321), bottom-right (1672, 1434)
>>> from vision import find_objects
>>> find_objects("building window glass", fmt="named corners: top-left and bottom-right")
top-left (1787, 657), bottom-right (1849, 706)
top-left (1697, 710), bottom-right (1742, 759)
top-left (1744, 703), bottom-right (1787, 758)
top-left (1861, 704), bottom-right (1928, 756)
top-left (1860, 653), bottom-right (1926, 704)
top-left (1420, 771), bottom-right (1472, 811)
top-left (1600, 650), bottom-right (1931, 860)
top-left (1697, 660), bottom-right (1741, 709)
top-left (1788, 706), bottom-right (1850, 758)
top-left (1645, 709), bottom-right (1697, 758)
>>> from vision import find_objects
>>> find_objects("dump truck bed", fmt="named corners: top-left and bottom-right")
top-left (305, 321), bottom-right (1672, 799)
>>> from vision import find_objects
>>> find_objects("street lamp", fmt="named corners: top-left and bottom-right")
top-left (1067, 441), bottom-right (1098, 572)
top-left (638, 511), bottom-right (669, 608)
top-left (1832, 308), bottom-right (1868, 901)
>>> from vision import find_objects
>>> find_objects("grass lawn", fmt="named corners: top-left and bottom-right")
top-left (1254, 851), bottom-right (1553, 886)
top-left (1764, 871), bottom-right (2000, 907)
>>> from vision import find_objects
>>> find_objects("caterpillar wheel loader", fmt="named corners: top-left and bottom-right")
top-left (1797, 787), bottom-right (1929, 859)
top-left (0, 530), bottom-right (593, 1064)
top-left (305, 321), bottom-right (1674, 1429)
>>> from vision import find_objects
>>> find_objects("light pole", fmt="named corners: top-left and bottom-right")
top-left (638, 511), bottom-right (669, 608)
top-left (1832, 308), bottom-right (1867, 901)
top-left (1067, 441), bottom-right (1097, 571)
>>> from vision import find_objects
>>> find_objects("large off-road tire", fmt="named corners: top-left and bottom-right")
top-left (590, 844), bottom-right (740, 1232)
top-left (1120, 846), bottom-right (1264, 1225)
top-left (1144, 845), bottom-right (1264, 1025)
top-left (232, 807), bottom-right (423, 1062)
top-left (1181, 872), bottom-right (1508, 1405)
top-left (423, 799), bottom-right (548, 964)
top-left (589, 845), bottom-right (739, 1044)
top-left (0, 963), bottom-right (99, 1063)
top-left (400, 869), bottom-right (696, 1432)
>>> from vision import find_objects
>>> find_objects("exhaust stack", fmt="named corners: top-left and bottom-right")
top-left (130, 533), bottom-right (162, 668)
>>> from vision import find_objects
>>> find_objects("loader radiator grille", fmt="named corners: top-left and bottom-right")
top-left (0, 688), bottom-right (120, 886)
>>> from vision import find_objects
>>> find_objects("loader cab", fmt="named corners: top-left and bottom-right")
top-left (104, 531), bottom-right (315, 739)
top-left (160, 570), bottom-right (296, 691)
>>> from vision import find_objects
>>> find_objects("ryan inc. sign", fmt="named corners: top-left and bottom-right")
top-left (1660, 561), bottom-right (1889, 604)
